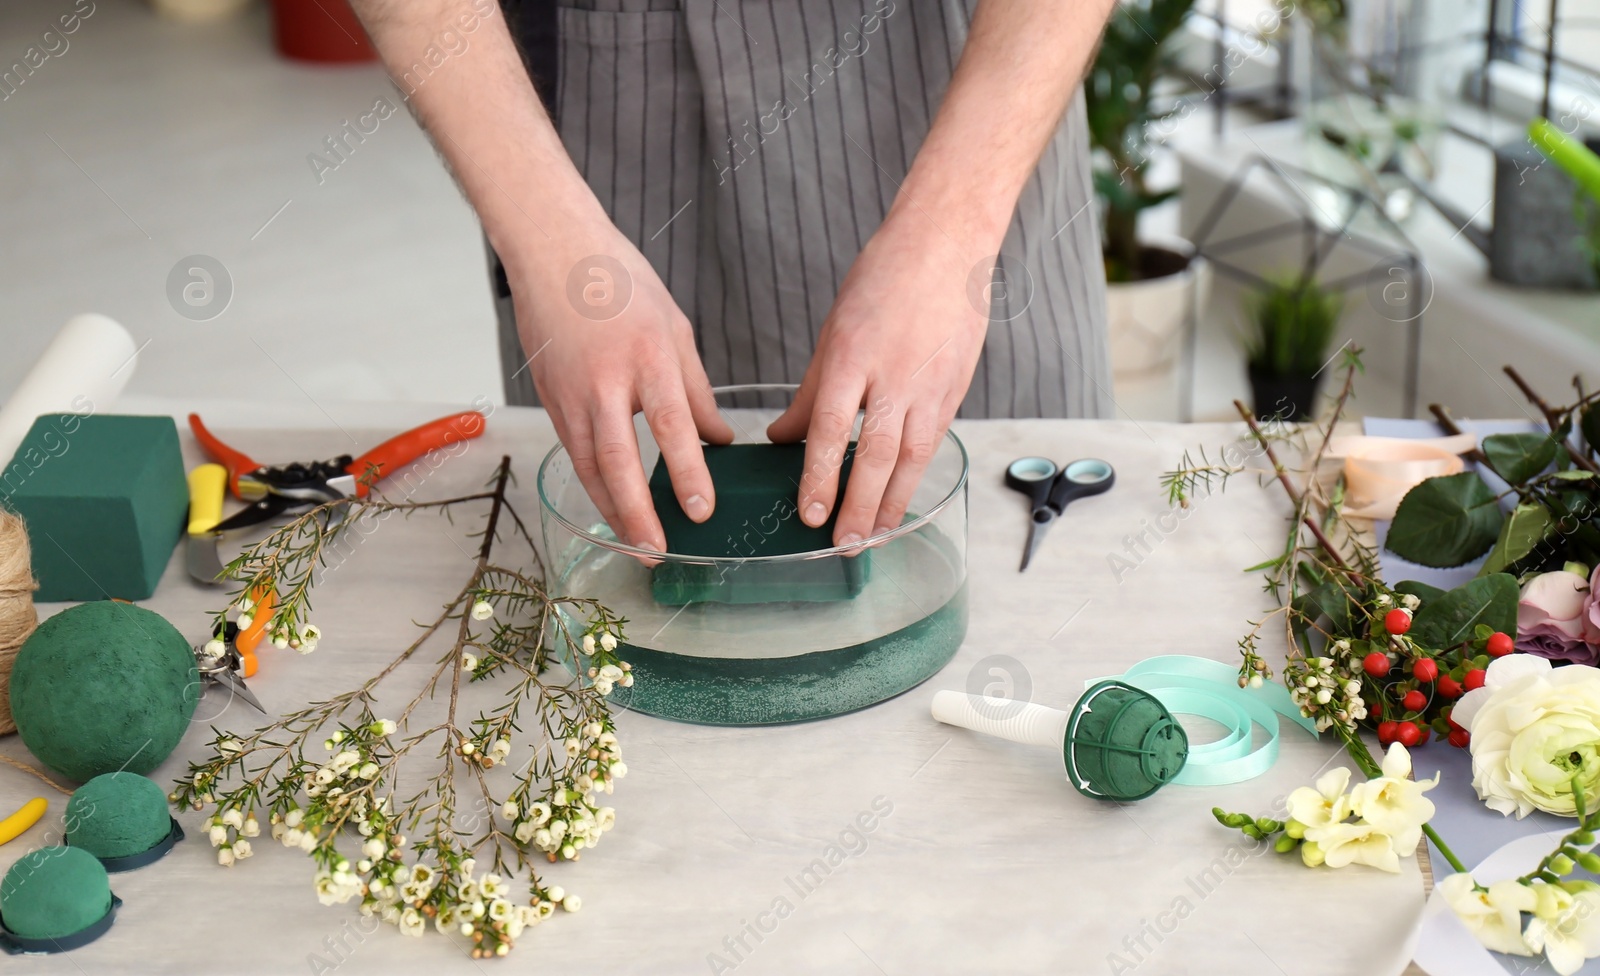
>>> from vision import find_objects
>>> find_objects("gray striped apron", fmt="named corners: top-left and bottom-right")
top-left (492, 0), bottom-right (1112, 419)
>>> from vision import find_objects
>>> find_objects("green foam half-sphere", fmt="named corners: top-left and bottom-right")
top-left (9, 602), bottom-right (199, 783)
top-left (67, 772), bottom-right (173, 860)
top-left (1, 846), bottom-right (112, 940)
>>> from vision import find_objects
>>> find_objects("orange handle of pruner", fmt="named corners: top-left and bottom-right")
top-left (235, 586), bottom-right (275, 678)
top-left (346, 411), bottom-right (487, 497)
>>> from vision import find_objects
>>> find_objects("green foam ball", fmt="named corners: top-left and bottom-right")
top-left (9, 601), bottom-right (199, 783)
top-left (1, 846), bottom-right (112, 940)
top-left (67, 772), bottom-right (172, 860)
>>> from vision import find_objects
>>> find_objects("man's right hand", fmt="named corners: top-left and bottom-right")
top-left (345, 0), bottom-right (729, 552)
top-left (513, 230), bottom-right (732, 553)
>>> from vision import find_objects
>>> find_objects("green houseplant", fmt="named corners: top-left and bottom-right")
top-left (1241, 274), bottom-right (1343, 419)
top-left (1084, 0), bottom-right (1206, 382)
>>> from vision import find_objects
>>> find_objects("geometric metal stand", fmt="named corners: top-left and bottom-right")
top-left (1181, 153), bottom-right (1427, 420)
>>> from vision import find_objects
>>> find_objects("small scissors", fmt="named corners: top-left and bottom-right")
top-left (1005, 457), bottom-right (1115, 571)
top-left (193, 621), bottom-right (268, 715)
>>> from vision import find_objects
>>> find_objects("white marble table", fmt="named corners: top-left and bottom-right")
top-left (0, 401), bottom-right (1423, 975)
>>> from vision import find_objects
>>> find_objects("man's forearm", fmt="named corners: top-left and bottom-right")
top-left (894, 0), bottom-right (1118, 250)
top-left (348, 0), bottom-right (607, 279)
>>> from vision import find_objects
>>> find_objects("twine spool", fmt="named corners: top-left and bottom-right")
top-left (0, 509), bottom-right (40, 735)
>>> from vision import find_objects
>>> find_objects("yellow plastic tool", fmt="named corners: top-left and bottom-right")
top-left (187, 463), bottom-right (228, 535)
top-left (0, 797), bottom-right (47, 846)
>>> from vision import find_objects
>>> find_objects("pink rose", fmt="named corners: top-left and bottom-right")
top-left (1518, 621), bottom-right (1600, 666)
top-left (1518, 570), bottom-right (1589, 640)
top-left (1587, 564), bottom-right (1600, 643)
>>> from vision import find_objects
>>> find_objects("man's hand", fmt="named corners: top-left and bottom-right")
top-left (515, 230), bottom-right (732, 553)
top-left (767, 210), bottom-right (987, 545)
top-left (767, 0), bottom-right (1116, 544)
top-left (347, 0), bottom-right (731, 553)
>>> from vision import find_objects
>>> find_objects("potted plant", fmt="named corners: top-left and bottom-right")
top-left (1241, 273), bottom-right (1342, 419)
top-left (1085, 0), bottom-right (1207, 383)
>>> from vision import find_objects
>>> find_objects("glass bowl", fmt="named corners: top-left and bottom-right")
top-left (538, 384), bottom-right (969, 725)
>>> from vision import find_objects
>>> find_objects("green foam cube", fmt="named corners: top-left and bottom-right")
top-left (649, 443), bottom-right (869, 605)
top-left (1, 414), bottom-right (187, 601)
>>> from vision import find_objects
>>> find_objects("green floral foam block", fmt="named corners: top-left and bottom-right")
top-left (1, 414), bottom-right (187, 601)
top-left (649, 443), bottom-right (869, 605)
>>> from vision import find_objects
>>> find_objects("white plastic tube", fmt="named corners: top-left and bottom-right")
top-left (931, 691), bottom-right (1070, 748)
top-left (0, 313), bottom-right (137, 465)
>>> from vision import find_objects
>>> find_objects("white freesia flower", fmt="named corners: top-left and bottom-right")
top-left (1346, 743), bottom-right (1439, 854)
top-left (1526, 883), bottom-right (1600, 975)
top-left (1301, 820), bottom-right (1401, 872)
top-left (1452, 656), bottom-right (1600, 817)
top-left (1285, 767), bottom-right (1352, 831)
top-left (1440, 874), bottom-right (1537, 956)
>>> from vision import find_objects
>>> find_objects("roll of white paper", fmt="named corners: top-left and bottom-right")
top-left (0, 313), bottom-right (138, 466)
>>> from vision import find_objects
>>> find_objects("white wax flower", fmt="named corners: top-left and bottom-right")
top-left (217, 846), bottom-right (235, 867)
top-left (562, 894), bottom-right (582, 912)
top-left (400, 907), bottom-right (425, 937)
top-left (461, 653), bottom-right (478, 672)
top-left (1452, 656), bottom-right (1600, 817)
top-left (209, 825), bottom-right (228, 846)
top-left (471, 601), bottom-right (494, 621)
top-left (600, 632), bottom-right (617, 652)
top-left (582, 633), bottom-right (596, 654)
top-left (221, 808), bottom-right (244, 829)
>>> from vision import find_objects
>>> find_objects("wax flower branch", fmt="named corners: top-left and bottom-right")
top-left (168, 457), bottom-right (631, 959)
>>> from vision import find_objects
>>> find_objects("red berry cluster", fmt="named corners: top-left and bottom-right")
top-left (1364, 605), bottom-right (1511, 750)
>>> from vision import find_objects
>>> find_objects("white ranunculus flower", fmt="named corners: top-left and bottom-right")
top-left (1285, 766), bottom-right (1352, 831)
top-left (1525, 883), bottom-right (1600, 975)
top-left (1346, 743), bottom-right (1438, 854)
top-left (1440, 874), bottom-right (1538, 956)
top-left (1301, 820), bottom-right (1400, 872)
top-left (1451, 656), bottom-right (1600, 817)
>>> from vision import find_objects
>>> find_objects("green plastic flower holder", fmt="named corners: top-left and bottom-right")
top-left (1064, 680), bottom-right (1188, 802)
top-left (931, 680), bottom-right (1188, 802)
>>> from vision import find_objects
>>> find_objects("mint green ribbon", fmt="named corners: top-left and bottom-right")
top-left (1090, 655), bottom-right (1318, 786)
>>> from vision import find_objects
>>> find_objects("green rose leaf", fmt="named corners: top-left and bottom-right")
top-left (1582, 404), bottom-right (1600, 458)
top-left (1479, 503), bottom-right (1554, 576)
top-left (1408, 573), bottom-right (1519, 649)
top-left (1386, 472), bottom-right (1504, 568)
top-left (1394, 580), bottom-right (1447, 605)
top-left (1291, 581), bottom-right (1352, 636)
top-left (1483, 432), bottom-right (1559, 485)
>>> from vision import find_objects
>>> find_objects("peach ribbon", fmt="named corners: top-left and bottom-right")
top-left (1326, 434), bottom-right (1480, 520)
